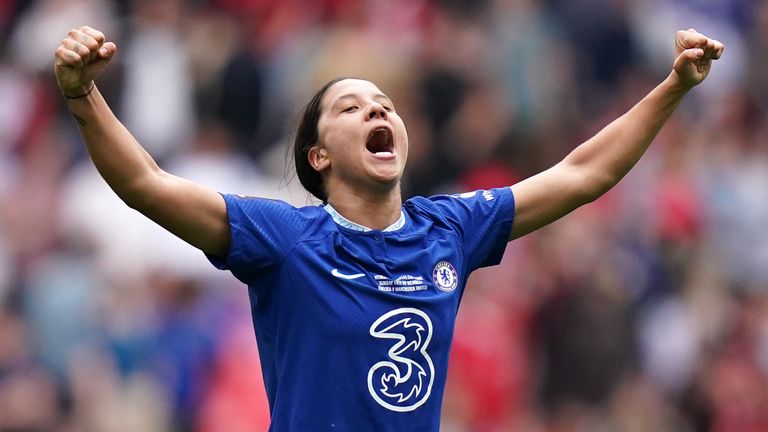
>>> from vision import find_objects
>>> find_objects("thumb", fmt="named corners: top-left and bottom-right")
top-left (79, 41), bottom-right (117, 84)
top-left (96, 42), bottom-right (117, 60)
top-left (674, 47), bottom-right (704, 69)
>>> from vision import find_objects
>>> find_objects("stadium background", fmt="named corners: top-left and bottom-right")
top-left (1, 0), bottom-right (767, 430)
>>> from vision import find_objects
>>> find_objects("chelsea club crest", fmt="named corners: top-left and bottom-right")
top-left (432, 261), bottom-right (458, 292)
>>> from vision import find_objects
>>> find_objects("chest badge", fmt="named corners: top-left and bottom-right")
top-left (432, 261), bottom-right (458, 292)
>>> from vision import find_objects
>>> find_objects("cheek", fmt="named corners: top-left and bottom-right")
top-left (396, 121), bottom-right (409, 149)
top-left (339, 126), bottom-right (359, 145)
top-left (320, 124), bottom-right (362, 167)
top-left (321, 116), bottom-right (352, 141)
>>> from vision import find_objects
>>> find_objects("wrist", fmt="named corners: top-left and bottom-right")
top-left (664, 71), bottom-right (694, 95)
top-left (62, 82), bottom-right (95, 99)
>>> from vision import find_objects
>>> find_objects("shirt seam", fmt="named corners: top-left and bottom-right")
top-left (406, 198), bottom-right (469, 279)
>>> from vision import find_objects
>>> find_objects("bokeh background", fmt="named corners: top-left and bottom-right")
top-left (1, 0), bottom-right (768, 430)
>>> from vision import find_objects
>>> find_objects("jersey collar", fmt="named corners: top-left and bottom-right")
top-left (323, 204), bottom-right (405, 232)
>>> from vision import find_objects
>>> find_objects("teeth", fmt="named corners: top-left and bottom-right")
top-left (374, 151), bottom-right (393, 156)
top-left (368, 129), bottom-right (387, 142)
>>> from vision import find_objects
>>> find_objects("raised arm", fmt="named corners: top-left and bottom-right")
top-left (55, 26), bottom-right (230, 257)
top-left (509, 29), bottom-right (724, 240)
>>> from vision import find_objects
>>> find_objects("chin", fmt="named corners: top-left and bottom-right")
top-left (367, 173), bottom-right (402, 193)
top-left (369, 168), bottom-right (402, 185)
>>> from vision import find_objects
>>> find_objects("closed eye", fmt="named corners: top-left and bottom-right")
top-left (342, 106), bottom-right (358, 113)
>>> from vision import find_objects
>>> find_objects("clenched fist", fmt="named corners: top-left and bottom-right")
top-left (54, 26), bottom-right (116, 98)
top-left (672, 29), bottom-right (725, 89)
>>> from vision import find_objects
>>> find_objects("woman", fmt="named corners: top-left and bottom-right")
top-left (54, 26), bottom-right (723, 431)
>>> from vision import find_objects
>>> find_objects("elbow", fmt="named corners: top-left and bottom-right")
top-left (123, 189), bottom-right (153, 213)
top-left (116, 170), bottom-right (164, 212)
top-left (572, 168), bottom-right (619, 205)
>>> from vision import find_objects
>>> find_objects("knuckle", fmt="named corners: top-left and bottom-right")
top-left (82, 26), bottom-right (105, 41)
top-left (83, 37), bottom-right (98, 49)
top-left (81, 26), bottom-right (96, 37)
top-left (73, 43), bottom-right (88, 56)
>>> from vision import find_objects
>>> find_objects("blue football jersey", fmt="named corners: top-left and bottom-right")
top-left (207, 187), bottom-right (515, 431)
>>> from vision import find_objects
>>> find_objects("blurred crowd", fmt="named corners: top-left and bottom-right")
top-left (1, 0), bottom-right (767, 430)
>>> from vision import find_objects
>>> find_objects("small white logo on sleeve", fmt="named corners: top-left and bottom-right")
top-left (432, 261), bottom-right (458, 292)
top-left (454, 190), bottom-right (493, 201)
top-left (331, 269), bottom-right (366, 280)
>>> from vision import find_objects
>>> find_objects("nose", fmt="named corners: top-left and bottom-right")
top-left (366, 102), bottom-right (387, 120)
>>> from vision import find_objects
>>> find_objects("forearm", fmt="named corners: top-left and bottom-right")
top-left (509, 31), bottom-right (723, 241)
top-left (564, 72), bottom-right (691, 198)
top-left (66, 86), bottom-right (161, 206)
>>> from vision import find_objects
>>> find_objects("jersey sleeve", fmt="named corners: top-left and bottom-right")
top-left (430, 187), bottom-right (515, 272)
top-left (205, 194), bottom-right (306, 283)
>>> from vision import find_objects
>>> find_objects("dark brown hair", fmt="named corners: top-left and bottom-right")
top-left (293, 77), bottom-right (353, 203)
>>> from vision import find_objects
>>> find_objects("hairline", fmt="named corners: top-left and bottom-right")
top-left (318, 78), bottom-right (391, 116)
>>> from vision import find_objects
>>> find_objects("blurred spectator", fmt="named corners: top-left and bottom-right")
top-left (196, 304), bottom-right (270, 432)
top-left (119, 0), bottom-right (194, 160)
top-left (8, 0), bottom-right (117, 73)
top-left (0, 308), bottom-right (59, 430)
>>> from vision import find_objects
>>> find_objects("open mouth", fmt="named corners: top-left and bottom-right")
top-left (366, 126), bottom-right (395, 157)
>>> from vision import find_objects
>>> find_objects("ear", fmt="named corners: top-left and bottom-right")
top-left (308, 146), bottom-right (330, 172)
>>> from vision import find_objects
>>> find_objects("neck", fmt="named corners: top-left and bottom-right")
top-left (325, 184), bottom-right (403, 231)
